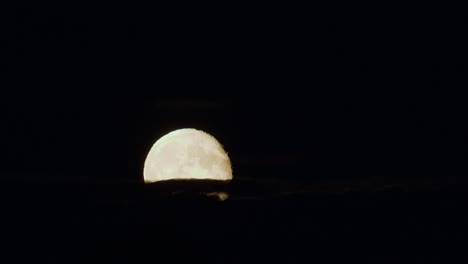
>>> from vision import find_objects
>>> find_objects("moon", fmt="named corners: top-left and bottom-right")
top-left (144, 128), bottom-right (233, 183)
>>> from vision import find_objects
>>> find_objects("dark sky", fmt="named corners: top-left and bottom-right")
top-left (1, 4), bottom-right (466, 182)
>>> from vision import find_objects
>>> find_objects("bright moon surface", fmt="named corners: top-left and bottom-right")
top-left (144, 128), bottom-right (233, 183)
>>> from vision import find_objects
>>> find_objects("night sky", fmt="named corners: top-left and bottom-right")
top-left (2, 4), bottom-right (468, 263)
top-left (1, 4), bottom-right (466, 183)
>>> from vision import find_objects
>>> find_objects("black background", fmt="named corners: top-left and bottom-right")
top-left (1, 3), bottom-right (467, 263)
top-left (1, 3), bottom-right (466, 183)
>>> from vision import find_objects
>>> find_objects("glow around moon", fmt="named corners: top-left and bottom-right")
top-left (144, 128), bottom-right (233, 183)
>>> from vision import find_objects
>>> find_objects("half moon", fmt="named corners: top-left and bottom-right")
top-left (143, 128), bottom-right (233, 183)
